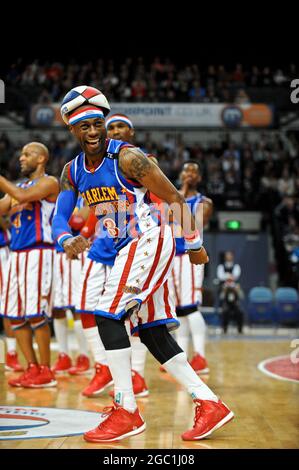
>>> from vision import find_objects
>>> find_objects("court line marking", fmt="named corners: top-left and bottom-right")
top-left (257, 355), bottom-right (299, 384)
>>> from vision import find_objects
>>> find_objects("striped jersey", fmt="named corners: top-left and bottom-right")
top-left (175, 192), bottom-right (203, 255)
top-left (9, 177), bottom-right (56, 251)
top-left (67, 139), bottom-right (160, 253)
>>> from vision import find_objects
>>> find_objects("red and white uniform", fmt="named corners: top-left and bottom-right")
top-left (0, 177), bottom-right (55, 320)
top-left (94, 224), bottom-right (178, 334)
top-left (171, 255), bottom-right (205, 307)
top-left (0, 229), bottom-right (10, 298)
top-left (53, 251), bottom-right (87, 310)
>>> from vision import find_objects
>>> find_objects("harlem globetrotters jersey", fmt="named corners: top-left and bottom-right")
top-left (175, 193), bottom-right (204, 255)
top-left (0, 228), bottom-right (10, 247)
top-left (9, 177), bottom-right (56, 251)
top-left (67, 139), bottom-right (160, 252)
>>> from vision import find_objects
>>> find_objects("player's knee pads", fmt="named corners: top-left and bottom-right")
top-left (10, 320), bottom-right (27, 331)
top-left (30, 317), bottom-right (48, 330)
top-left (95, 315), bottom-right (131, 350)
top-left (139, 324), bottom-right (183, 364)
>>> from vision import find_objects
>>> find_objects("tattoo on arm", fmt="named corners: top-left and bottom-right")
top-left (119, 148), bottom-right (152, 180)
top-left (60, 163), bottom-right (77, 193)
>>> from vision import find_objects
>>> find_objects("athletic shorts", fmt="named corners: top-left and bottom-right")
top-left (0, 246), bottom-right (10, 297)
top-left (93, 225), bottom-right (179, 333)
top-left (170, 253), bottom-right (204, 310)
top-left (53, 251), bottom-right (86, 310)
top-left (0, 248), bottom-right (54, 319)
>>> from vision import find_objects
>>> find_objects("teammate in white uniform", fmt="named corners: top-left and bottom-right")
top-left (52, 86), bottom-right (233, 442)
top-left (0, 142), bottom-right (59, 388)
top-left (0, 218), bottom-right (23, 371)
top-left (171, 161), bottom-right (213, 374)
top-left (51, 197), bottom-right (90, 375)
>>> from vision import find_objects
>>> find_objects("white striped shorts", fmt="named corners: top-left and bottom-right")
top-left (170, 253), bottom-right (204, 308)
top-left (0, 248), bottom-right (54, 319)
top-left (0, 246), bottom-right (10, 297)
top-left (86, 225), bottom-right (178, 333)
top-left (53, 251), bottom-right (86, 310)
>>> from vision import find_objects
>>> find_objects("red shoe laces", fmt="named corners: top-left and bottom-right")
top-left (194, 401), bottom-right (204, 425)
top-left (98, 404), bottom-right (121, 431)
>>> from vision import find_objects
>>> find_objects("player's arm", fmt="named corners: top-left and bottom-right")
top-left (0, 194), bottom-right (12, 216)
top-left (119, 147), bottom-right (208, 265)
top-left (52, 163), bottom-right (90, 258)
top-left (0, 175), bottom-right (59, 203)
top-left (202, 197), bottom-right (213, 227)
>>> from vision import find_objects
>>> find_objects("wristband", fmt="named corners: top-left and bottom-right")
top-left (184, 229), bottom-right (202, 251)
top-left (57, 232), bottom-right (73, 248)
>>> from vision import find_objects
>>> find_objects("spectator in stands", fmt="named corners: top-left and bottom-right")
top-left (216, 251), bottom-right (244, 334)
top-left (234, 89), bottom-right (251, 104)
top-left (277, 167), bottom-right (295, 197)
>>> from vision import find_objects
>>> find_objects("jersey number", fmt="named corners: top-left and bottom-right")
top-left (12, 213), bottom-right (22, 229)
top-left (103, 218), bottom-right (119, 238)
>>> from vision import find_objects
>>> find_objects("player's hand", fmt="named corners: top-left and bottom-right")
top-left (188, 246), bottom-right (209, 265)
top-left (63, 235), bottom-right (90, 259)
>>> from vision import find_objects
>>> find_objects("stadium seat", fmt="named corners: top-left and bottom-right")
top-left (274, 288), bottom-right (299, 326)
top-left (247, 287), bottom-right (275, 325)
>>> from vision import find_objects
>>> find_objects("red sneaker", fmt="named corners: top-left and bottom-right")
top-left (22, 365), bottom-right (57, 388)
top-left (189, 354), bottom-right (209, 374)
top-left (82, 363), bottom-right (113, 397)
top-left (84, 402), bottom-right (146, 442)
top-left (181, 399), bottom-right (234, 441)
top-left (5, 351), bottom-right (24, 372)
top-left (8, 363), bottom-right (39, 387)
top-left (132, 370), bottom-right (149, 397)
top-left (51, 353), bottom-right (72, 374)
top-left (68, 354), bottom-right (90, 375)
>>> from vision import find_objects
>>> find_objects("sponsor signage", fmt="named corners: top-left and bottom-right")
top-left (30, 103), bottom-right (274, 128)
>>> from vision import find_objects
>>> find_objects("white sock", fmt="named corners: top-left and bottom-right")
top-left (188, 310), bottom-right (206, 357)
top-left (131, 336), bottom-right (147, 377)
top-left (74, 320), bottom-right (89, 356)
top-left (163, 352), bottom-right (218, 402)
top-left (83, 326), bottom-right (108, 365)
top-left (53, 318), bottom-right (69, 354)
top-left (106, 347), bottom-right (137, 412)
top-left (175, 316), bottom-right (190, 354)
top-left (6, 337), bottom-right (17, 353)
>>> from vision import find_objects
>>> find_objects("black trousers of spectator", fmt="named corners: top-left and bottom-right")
top-left (222, 303), bottom-right (244, 333)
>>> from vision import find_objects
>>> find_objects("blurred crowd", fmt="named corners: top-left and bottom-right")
top-left (5, 58), bottom-right (296, 105)
top-left (1, 128), bottom-right (299, 287)
top-left (1, 129), bottom-right (298, 210)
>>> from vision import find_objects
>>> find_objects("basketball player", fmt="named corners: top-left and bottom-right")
top-left (52, 86), bottom-right (234, 442)
top-left (76, 114), bottom-right (151, 398)
top-left (172, 161), bottom-right (213, 374)
top-left (0, 142), bottom-right (59, 387)
top-left (0, 217), bottom-right (23, 371)
top-left (51, 196), bottom-right (91, 376)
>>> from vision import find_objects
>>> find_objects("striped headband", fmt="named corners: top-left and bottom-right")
top-left (68, 106), bottom-right (105, 125)
top-left (105, 115), bottom-right (133, 129)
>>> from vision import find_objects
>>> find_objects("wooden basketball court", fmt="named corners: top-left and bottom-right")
top-left (1, 336), bottom-right (298, 449)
